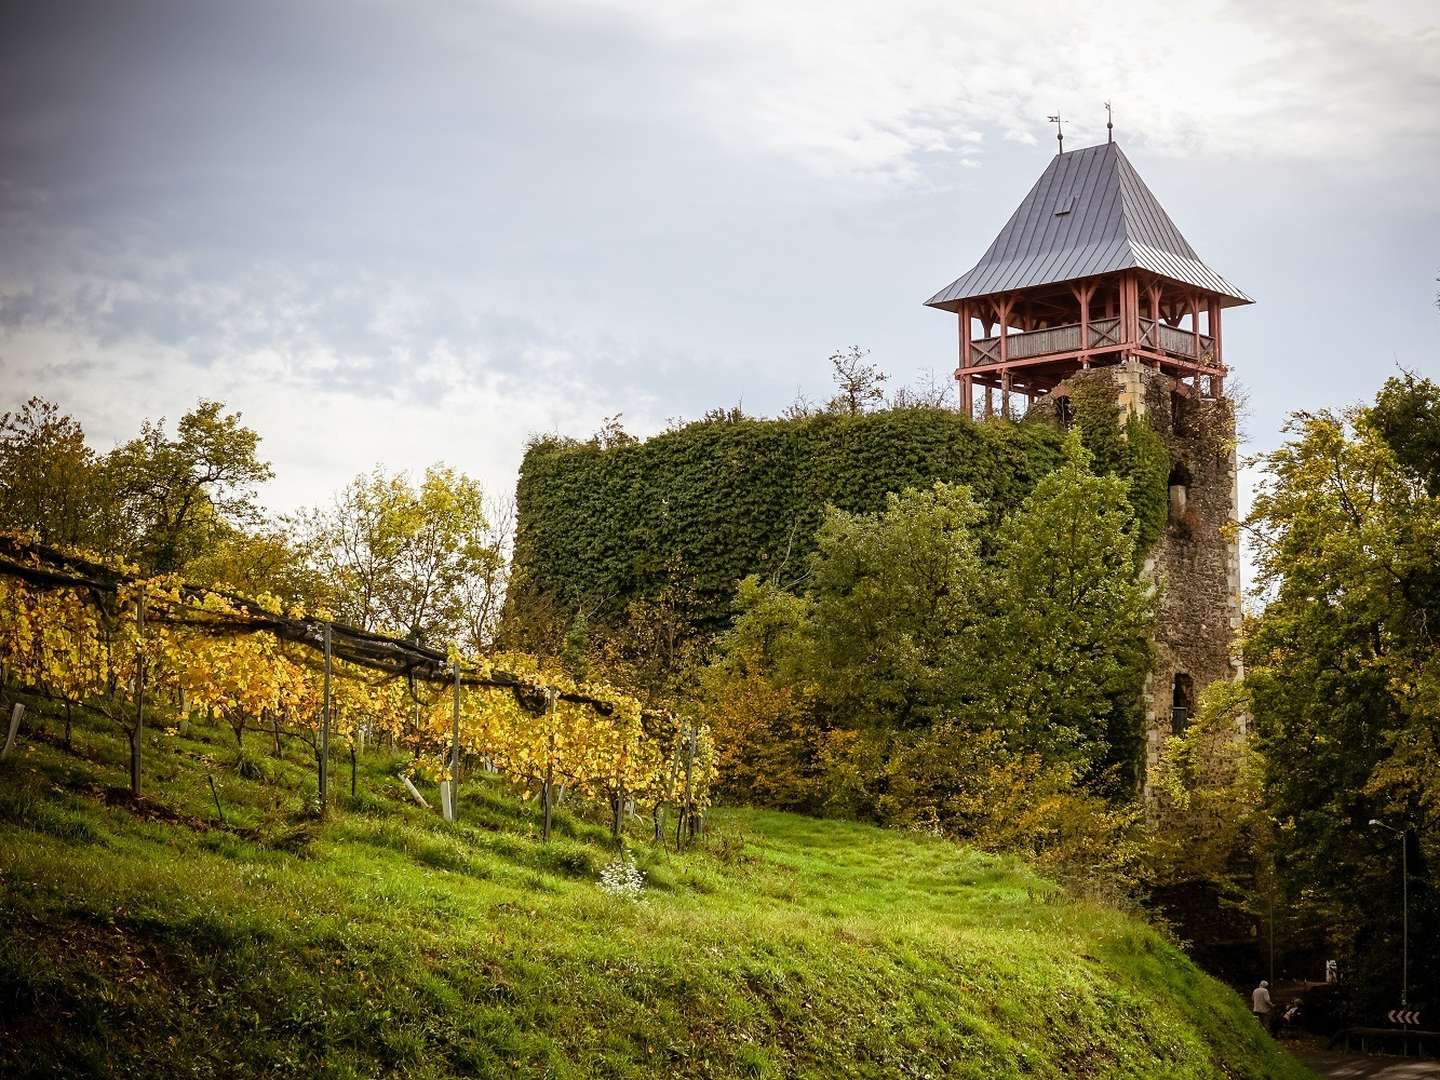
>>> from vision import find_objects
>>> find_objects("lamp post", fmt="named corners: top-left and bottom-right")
top-left (1369, 819), bottom-right (1409, 1008)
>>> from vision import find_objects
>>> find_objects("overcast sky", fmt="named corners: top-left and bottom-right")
top-left (2, 0), bottom-right (1437, 523)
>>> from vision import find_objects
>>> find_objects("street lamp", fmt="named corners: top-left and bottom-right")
top-left (1369, 819), bottom-right (1409, 1008)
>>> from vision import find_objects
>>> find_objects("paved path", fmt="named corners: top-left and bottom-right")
top-left (1292, 1045), bottom-right (1440, 1078)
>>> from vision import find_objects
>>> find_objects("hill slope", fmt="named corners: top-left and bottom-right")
top-left (0, 698), bottom-right (1311, 1079)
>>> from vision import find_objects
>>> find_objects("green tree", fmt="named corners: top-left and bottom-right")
top-left (704, 439), bottom-right (1156, 844)
top-left (1244, 395), bottom-right (1439, 1014)
top-left (1371, 371), bottom-right (1440, 496)
top-left (805, 482), bottom-right (986, 731)
top-left (984, 432), bottom-right (1154, 783)
top-left (106, 400), bottom-right (273, 573)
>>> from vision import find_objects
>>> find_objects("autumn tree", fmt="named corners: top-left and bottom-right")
top-left (0, 397), bottom-right (104, 548)
top-left (298, 465), bottom-right (503, 649)
top-left (106, 400), bottom-right (274, 573)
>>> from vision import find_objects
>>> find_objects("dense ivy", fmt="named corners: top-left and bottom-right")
top-left (510, 403), bottom-right (1171, 635)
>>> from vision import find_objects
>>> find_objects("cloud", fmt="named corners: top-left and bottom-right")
top-left (557, 0), bottom-right (1440, 180)
top-left (1, 0), bottom-right (1436, 523)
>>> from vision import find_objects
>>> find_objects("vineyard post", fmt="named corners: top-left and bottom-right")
top-left (319, 621), bottom-right (331, 814)
top-left (676, 717), bottom-right (695, 849)
top-left (130, 591), bottom-right (145, 797)
top-left (450, 657), bottom-right (461, 821)
top-left (1, 702), bottom-right (24, 760)
top-left (542, 691), bottom-right (555, 842)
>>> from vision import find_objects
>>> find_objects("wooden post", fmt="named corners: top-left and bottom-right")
top-left (1001, 370), bottom-right (1011, 420)
top-left (1077, 283), bottom-right (1091, 363)
top-left (320, 622), bottom-right (331, 813)
top-left (208, 774), bottom-right (226, 823)
top-left (997, 297), bottom-right (1013, 366)
top-left (1189, 293), bottom-right (1203, 391)
top-left (958, 303), bottom-right (973, 419)
top-left (1, 702), bottom-right (24, 759)
top-left (541, 692), bottom-right (555, 841)
top-left (677, 718), bottom-right (697, 846)
top-left (985, 385), bottom-right (993, 419)
top-left (449, 657), bottom-right (461, 821)
top-left (130, 593), bottom-right (145, 797)
top-left (1210, 301), bottom-right (1224, 397)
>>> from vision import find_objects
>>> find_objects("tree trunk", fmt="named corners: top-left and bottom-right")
top-left (127, 728), bottom-right (140, 798)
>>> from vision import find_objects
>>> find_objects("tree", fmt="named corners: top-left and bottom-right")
top-left (1244, 395), bottom-right (1439, 1014)
top-left (457, 495), bottom-right (513, 652)
top-left (0, 397), bottom-right (103, 548)
top-left (298, 465), bottom-right (501, 648)
top-left (983, 432), bottom-right (1154, 784)
top-left (183, 528), bottom-right (325, 609)
top-left (890, 369), bottom-right (952, 410)
top-left (702, 436), bottom-right (1155, 868)
top-left (827, 345), bottom-right (888, 415)
top-left (1370, 371), bottom-right (1440, 496)
top-left (805, 482), bottom-right (986, 730)
top-left (106, 400), bottom-right (273, 573)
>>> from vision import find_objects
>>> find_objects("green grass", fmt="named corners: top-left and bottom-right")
top-left (0, 694), bottom-right (1313, 1079)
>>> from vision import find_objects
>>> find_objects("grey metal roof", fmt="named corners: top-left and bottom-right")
top-left (925, 142), bottom-right (1253, 310)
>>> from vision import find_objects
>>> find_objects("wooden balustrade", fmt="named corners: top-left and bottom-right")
top-left (967, 315), bottom-right (1209, 367)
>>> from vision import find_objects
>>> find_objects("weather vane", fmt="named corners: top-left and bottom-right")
top-left (1047, 114), bottom-right (1064, 154)
top-left (1105, 101), bottom-right (1114, 143)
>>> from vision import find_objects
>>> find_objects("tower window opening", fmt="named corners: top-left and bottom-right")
top-left (1167, 461), bottom-right (1193, 524)
top-left (1170, 390), bottom-right (1190, 434)
top-left (1171, 673), bottom-right (1194, 734)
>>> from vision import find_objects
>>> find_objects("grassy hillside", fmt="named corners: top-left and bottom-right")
top-left (0, 695), bottom-right (1312, 1079)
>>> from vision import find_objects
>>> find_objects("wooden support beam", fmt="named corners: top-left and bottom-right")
top-left (959, 303), bottom-right (973, 419)
top-left (1189, 293), bottom-right (1202, 390)
top-left (1210, 300), bottom-right (1223, 372)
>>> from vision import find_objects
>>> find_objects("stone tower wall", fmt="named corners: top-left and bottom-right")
top-left (1125, 361), bottom-right (1244, 778)
top-left (1041, 359), bottom-right (1243, 784)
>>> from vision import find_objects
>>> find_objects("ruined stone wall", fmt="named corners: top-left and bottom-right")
top-left (1129, 363), bottom-right (1244, 778)
top-left (1036, 359), bottom-right (1243, 784)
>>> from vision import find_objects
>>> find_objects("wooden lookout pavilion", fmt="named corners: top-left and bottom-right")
top-left (926, 141), bottom-right (1252, 418)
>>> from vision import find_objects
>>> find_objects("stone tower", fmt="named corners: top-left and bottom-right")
top-left (923, 140), bottom-right (1248, 780)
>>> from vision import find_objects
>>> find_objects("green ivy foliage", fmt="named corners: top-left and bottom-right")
top-left (510, 403), bottom-right (1172, 635)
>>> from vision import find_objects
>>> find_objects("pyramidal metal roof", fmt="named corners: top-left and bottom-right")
top-left (925, 142), bottom-right (1253, 311)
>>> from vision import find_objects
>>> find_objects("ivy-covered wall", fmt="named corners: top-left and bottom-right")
top-left (508, 401), bottom-right (1169, 638)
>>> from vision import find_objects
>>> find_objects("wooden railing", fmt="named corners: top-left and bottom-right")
top-left (969, 315), bottom-right (1212, 367)
top-left (970, 317), bottom-right (1120, 367)
top-left (1143, 319), bottom-right (1215, 362)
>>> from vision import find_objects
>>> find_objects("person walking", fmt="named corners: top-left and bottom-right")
top-left (1251, 980), bottom-right (1273, 1033)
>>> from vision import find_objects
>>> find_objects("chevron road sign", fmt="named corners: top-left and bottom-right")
top-left (1388, 1009), bottom-right (1422, 1026)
